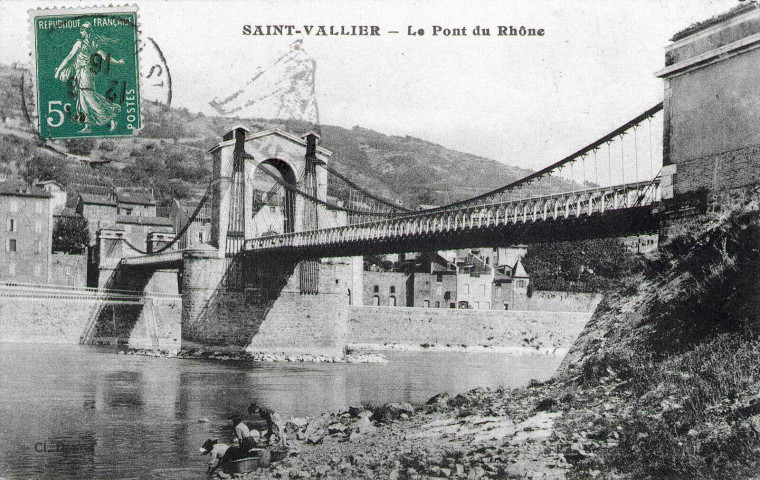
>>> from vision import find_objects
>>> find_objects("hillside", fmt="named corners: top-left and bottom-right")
top-left (0, 63), bottom-right (544, 210)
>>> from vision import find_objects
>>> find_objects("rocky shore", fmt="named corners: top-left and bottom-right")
top-left (212, 385), bottom-right (572, 480)
top-left (120, 348), bottom-right (389, 364)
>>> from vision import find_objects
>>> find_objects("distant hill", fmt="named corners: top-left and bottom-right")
top-left (0, 63), bottom-right (562, 211)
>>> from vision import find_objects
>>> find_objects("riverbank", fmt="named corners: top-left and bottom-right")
top-left (349, 342), bottom-right (569, 356)
top-left (121, 348), bottom-right (390, 364)
top-left (214, 188), bottom-right (760, 479)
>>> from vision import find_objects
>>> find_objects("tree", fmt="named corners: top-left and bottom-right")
top-left (53, 216), bottom-right (90, 253)
top-left (522, 238), bottom-right (638, 292)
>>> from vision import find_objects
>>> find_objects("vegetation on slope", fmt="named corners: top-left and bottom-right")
top-left (540, 187), bottom-right (760, 478)
top-left (522, 238), bottom-right (639, 293)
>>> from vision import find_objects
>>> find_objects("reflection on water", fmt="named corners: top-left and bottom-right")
top-left (0, 343), bottom-right (562, 479)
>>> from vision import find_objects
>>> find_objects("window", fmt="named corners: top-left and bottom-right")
top-left (475, 301), bottom-right (480, 310)
top-left (485, 302), bottom-right (491, 310)
top-left (481, 284), bottom-right (486, 295)
top-left (517, 280), bottom-right (526, 288)
top-left (423, 300), bottom-right (430, 308)
top-left (372, 295), bottom-right (380, 306)
top-left (7, 239), bottom-right (16, 253)
top-left (8, 218), bottom-right (15, 232)
top-left (390, 296), bottom-right (397, 306)
top-left (390, 286), bottom-right (396, 294)
top-left (435, 301), bottom-right (440, 308)
top-left (436, 274), bottom-right (442, 283)
top-left (198, 232), bottom-right (204, 242)
top-left (373, 285), bottom-right (379, 293)
top-left (504, 303), bottom-right (509, 310)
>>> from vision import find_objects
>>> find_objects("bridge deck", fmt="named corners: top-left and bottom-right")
top-left (245, 180), bottom-right (661, 257)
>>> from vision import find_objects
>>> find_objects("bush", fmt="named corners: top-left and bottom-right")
top-left (53, 216), bottom-right (90, 253)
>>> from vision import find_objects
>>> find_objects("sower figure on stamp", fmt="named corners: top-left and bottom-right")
top-left (54, 22), bottom-right (123, 134)
top-left (248, 402), bottom-right (287, 446)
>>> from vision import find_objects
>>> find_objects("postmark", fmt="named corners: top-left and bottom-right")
top-left (29, 5), bottom-right (141, 139)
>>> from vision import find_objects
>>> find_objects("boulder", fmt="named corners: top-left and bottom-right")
top-left (304, 415), bottom-right (331, 444)
top-left (382, 402), bottom-right (415, 420)
top-left (327, 422), bottom-right (347, 435)
top-left (350, 416), bottom-right (376, 435)
top-left (426, 392), bottom-right (450, 407)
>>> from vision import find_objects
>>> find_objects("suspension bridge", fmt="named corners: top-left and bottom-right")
top-left (118, 102), bottom-right (665, 268)
top-left (82, 5), bottom-right (760, 354)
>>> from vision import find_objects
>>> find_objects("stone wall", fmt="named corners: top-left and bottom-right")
top-left (660, 7), bottom-right (760, 195)
top-left (50, 253), bottom-right (87, 287)
top-left (0, 289), bottom-right (181, 350)
top-left (512, 291), bottom-right (602, 313)
top-left (347, 306), bottom-right (593, 351)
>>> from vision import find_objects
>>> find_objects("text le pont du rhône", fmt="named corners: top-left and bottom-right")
top-left (242, 25), bottom-right (545, 37)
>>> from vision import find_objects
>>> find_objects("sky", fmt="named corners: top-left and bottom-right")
top-left (0, 0), bottom-right (742, 172)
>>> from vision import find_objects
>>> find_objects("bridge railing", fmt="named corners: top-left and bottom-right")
top-left (245, 179), bottom-right (660, 251)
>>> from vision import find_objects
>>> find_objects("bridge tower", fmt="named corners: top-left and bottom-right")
top-left (180, 126), bottom-right (361, 355)
top-left (658, 4), bottom-right (760, 198)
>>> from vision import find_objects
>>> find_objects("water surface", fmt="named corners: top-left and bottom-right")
top-left (0, 343), bottom-right (562, 479)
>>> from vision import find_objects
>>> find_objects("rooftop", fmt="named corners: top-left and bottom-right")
top-left (671, 3), bottom-right (758, 41)
top-left (116, 215), bottom-right (174, 227)
top-left (0, 179), bottom-right (52, 199)
top-left (79, 193), bottom-right (116, 206)
top-left (115, 188), bottom-right (156, 206)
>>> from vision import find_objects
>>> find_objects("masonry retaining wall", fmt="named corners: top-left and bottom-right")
top-left (514, 291), bottom-right (602, 313)
top-left (0, 288), bottom-right (181, 351)
top-left (347, 306), bottom-right (593, 351)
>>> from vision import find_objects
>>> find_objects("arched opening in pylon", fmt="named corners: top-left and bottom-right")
top-left (252, 158), bottom-right (298, 235)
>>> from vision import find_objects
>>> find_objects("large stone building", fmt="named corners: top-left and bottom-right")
top-left (0, 180), bottom-right (52, 283)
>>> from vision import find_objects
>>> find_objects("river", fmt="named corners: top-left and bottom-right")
top-left (0, 343), bottom-right (563, 479)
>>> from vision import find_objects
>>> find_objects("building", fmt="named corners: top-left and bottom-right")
top-left (35, 180), bottom-right (67, 215)
top-left (492, 258), bottom-right (530, 310)
top-left (114, 187), bottom-right (157, 217)
top-left (171, 197), bottom-right (212, 248)
top-left (455, 253), bottom-right (495, 310)
top-left (76, 193), bottom-right (117, 244)
top-left (0, 180), bottom-right (52, 283)
top-left (364, 271), bottom-right (408, 306)
top-left (363, 248), bottom-right (531, 310)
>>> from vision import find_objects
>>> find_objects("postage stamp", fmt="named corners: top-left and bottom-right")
top-left (29, 5), bottom-right (141, 139)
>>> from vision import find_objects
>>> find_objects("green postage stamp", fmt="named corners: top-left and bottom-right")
top-left (30, 6), bottom-right (141, 139)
